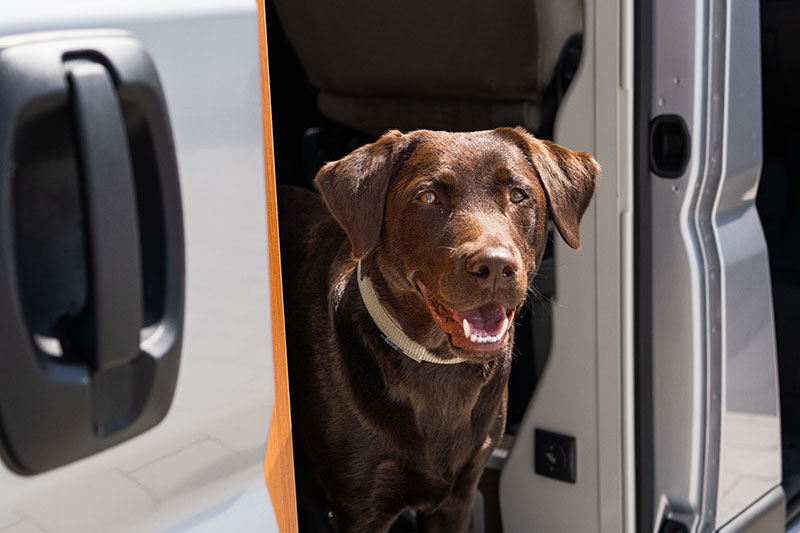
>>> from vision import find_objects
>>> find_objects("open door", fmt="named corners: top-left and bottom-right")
top-left (0, 3), bottom-right (280, 531)
top-left (636, 0), bottom-right (785, 531)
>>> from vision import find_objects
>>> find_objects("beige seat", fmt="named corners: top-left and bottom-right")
top-left (271, 0), bottom-right (583, 135)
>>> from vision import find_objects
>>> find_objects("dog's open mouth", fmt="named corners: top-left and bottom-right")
top-left (418, 283), bottom-right (515, 352)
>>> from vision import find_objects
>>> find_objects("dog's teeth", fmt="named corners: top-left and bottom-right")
top-left (468, 325), bottom-right (511, 345)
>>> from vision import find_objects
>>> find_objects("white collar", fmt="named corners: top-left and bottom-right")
top-left (356, 260), bottom-right (467, 365)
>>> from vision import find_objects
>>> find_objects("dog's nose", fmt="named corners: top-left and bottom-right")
top-left (466, 247), bottom-right (519, 289)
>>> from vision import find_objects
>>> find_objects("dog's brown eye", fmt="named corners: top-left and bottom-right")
top-left (510, 189), bottom-right (528, 203)
top-left (418, 191), bottom-right (439, 204)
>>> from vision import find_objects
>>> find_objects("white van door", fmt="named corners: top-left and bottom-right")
top-left (0, 2), bottom-right (281, 531)
top-left (636, 0), bottom-right (784, 531)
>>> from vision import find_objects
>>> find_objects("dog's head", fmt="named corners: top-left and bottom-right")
top-left (315, 128), bottom-right (598, 360)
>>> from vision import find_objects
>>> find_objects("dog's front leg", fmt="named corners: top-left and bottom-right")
top-left (417, 444), bottom-right (493, 533)
top-left (416, 488), bottom-right (477, 533)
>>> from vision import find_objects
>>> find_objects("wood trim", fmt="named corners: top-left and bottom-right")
top-left (258, 3), bottom-right (298, 531)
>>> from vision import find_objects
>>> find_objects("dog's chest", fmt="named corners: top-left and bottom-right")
top-left (401, 384), bottom-right (492, 470)
top-left (396, 427), bottom-right (492, 512)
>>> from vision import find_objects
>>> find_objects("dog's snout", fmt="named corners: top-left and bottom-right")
top-left (466, 247), bottom-right (519, 289)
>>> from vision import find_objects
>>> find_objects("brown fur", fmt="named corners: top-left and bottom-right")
top-left (279, 127), bottom-right (598, 532)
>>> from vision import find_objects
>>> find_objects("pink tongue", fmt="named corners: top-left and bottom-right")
top-left (452, 304), bottom-right (507, 336)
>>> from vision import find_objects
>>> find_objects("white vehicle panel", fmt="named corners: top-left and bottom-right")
top-left (0, 2), bottom-right (277, 531)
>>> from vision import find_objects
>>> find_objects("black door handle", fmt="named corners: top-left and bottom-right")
top-left (650, 114), bottom-right (691, 178)
top-left (68, 59), bottom-right (143, 371)
top-left (0, 31), bottom-right (184, 474)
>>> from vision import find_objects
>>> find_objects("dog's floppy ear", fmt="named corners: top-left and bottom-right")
top-left (536, 139), bottom-right (599, 249)
top-left (314, 130), bottom-right (408, 259)
top-left (497, 127), bottom-right (599, 249)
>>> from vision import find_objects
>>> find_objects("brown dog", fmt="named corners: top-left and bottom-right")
top-left (278, 127), bottom-right (598, 532)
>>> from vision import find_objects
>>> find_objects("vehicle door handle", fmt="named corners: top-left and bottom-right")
top-left (0, 31), bottom-right (184, 474)
top-left (650, 114), bottom-right (691, 178)
top-left (68, 59), bottom-right (143, 371)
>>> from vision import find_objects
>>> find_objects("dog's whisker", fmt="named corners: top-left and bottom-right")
top-left (530, 288), bottom-right (547, 306)
top-left (437, 245), bottom-right (460, 258)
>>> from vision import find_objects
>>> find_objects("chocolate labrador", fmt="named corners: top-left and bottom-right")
top-left (278, 127), bottom-right (598, 532)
